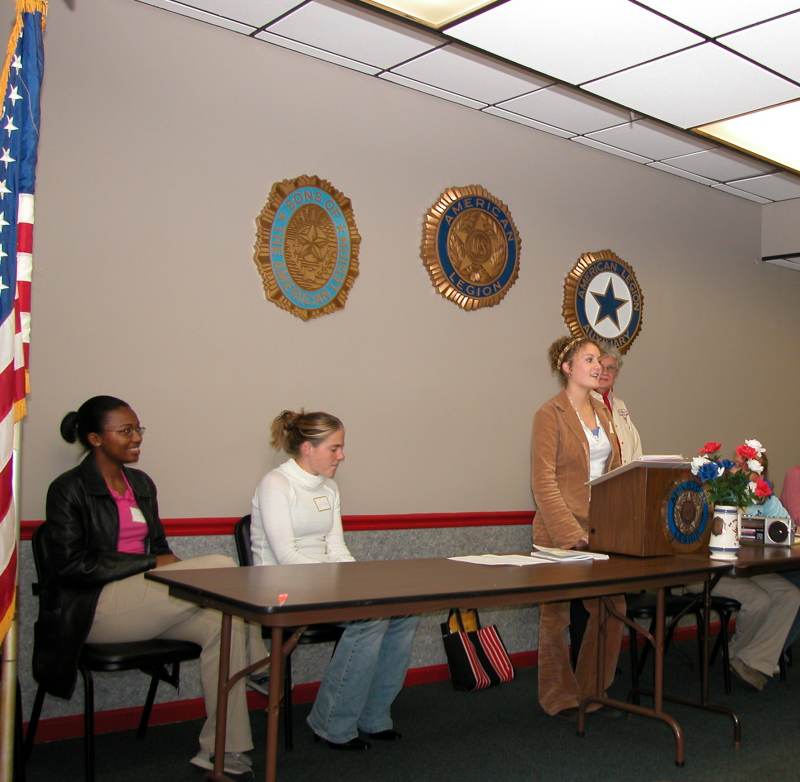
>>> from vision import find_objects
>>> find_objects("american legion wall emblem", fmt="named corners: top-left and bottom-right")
top-left (562, 250), bottom-right (643, 354)
top-left (421, 185), bottom-right (520, 311)
top-left (253, 175), bottom-right (360, 321)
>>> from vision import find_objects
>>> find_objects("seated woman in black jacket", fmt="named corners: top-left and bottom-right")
top-left (35, 395), bottom-right (253, 776)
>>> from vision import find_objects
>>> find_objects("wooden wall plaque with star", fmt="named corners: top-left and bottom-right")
top-left (562, 249), bottom-right (644, 354)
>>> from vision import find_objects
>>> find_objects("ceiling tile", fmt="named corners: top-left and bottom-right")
top-left (391, 44), bottom-right (551, 105)
top-left (446, 0), bottom-right (701, 85)
top-left (646, 161), bottom-right (717, 185)
top-left (266, 0), bottom-right (440, 70)
top-left (711, 183), bottom-right (772, 203)
top-left (497, 85), bottom-right (631, 134)
top-left (725, 172), bottom-right (800, 200)
top-left (481, 107), bottom-right (573, 138)
top-left (635, 0), bottom-right (800, 37)
top-left (720, 11), bottom-right (800, 83)
top-left (585, 43), bottom-right (800, 128)
top-left (378, 73), bottom-right (487, 109)
top-left (254, 31), bottom-right (381, 74)
top-left (135, 0), bottom-right (256, 33)
top-left (663, 148), bottom-right (773, 180)
top-left (585, 119), bottom-right (713, 159)
top-left (154, 0), bottom-right (304, 26)
top-left (571, 137), bottom-right (651, 163)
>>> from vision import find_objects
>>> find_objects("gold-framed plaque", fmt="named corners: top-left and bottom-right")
top-left (421, 185), bottom-right (521, 311)
top-left (253, 175), bottom-right (360, 321)
top-left (562, 249), bottom-right (644, 354)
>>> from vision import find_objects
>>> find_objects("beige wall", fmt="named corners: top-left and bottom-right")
top-left (19, 0), bottom-right (800, 521)
top-left (762, 199), bottom-right (800, 258)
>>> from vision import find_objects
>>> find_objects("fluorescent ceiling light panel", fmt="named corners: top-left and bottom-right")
top-left (481, 107), bottom-right (574, 138)
top-left (586, 43), bottom-right (800, 128)
top-left (391, 45), bottom-right (551, 105)
top-left (266, 0), bottom-right (440, 69)
top-left (358, 0), bottom-right (495, 28)
top-left (497, 85), bottom-right (630, 135)
top-left (135, 0), bottom-right (256, 32)
top-left (725, 173), bottom-right (800, 201)
top-left (695, 100), bottom-right (800, 176)
top-left (254, 31), bottom-right (381, 74)
top-left (635, 0), bottom-right (800, 37)
top-left (720, 11), bottom-right (800, 83)
top-left (447, 0), bottom-right (701, 85)
top-left (586, 119), bottom-right (712, 159)
top-left (378, 72), bottom-right (487, 108)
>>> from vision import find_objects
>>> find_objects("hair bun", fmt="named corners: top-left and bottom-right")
top-left (59, 411), bottom-right (79, 444)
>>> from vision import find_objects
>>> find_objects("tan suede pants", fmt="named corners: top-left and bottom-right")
top-left (86, 554), bottom-right (253, 754)
top-left (537, 595), bottom-right (625, 715)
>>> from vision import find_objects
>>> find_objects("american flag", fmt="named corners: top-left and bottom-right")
top-left (0, 0), bottom-right (45, 645)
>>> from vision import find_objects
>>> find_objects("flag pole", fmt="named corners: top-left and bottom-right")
top-left (0, 422), bottom-right (22, 782)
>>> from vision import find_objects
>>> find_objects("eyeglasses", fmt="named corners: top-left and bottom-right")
top-left (601, 365), bottom-right (619, 373)
top-left (107, 426), bottom-right (146, 437)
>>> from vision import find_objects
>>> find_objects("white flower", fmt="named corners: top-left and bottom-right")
top-left (745, 438), bottom-right (765, 456)
top-left (690, 456), bottom-right (709, 476)
top-left (749, 481), bottom-right (757, 495)
top-left (747, 459), bottom-right (764, 474)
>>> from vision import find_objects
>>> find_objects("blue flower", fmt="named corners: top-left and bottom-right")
top-left (720, 459), bottom-right (734, 470)
top-left (698, 461), bottom-right (722, 482)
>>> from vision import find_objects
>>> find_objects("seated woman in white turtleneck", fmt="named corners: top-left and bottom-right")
top-left (250, 410), bottom-right (418, 751)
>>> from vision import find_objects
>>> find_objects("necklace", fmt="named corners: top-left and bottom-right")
top-left (567, 395), bottom-right (600, 439)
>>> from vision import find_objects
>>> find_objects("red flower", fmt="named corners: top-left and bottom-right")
top-left (736, 444), bottom-right (758, 461)
top-left (754, 478), bottom-right (773, 499)
top-left (699, 441), bottom-right (721, 455)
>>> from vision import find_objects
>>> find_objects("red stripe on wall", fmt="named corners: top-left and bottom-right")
top-left (20, 510), bottom-right (534, 540)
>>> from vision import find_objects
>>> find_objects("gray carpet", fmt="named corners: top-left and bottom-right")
top-left (22, 646), bottom-right (800, 782)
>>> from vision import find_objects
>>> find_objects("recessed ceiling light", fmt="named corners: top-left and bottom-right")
top-left (694, 99), bottom-right (800, 176)
top-left (358, 1), bottom-right (495, 29)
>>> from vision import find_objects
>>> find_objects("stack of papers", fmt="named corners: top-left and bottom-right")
top-left (448, 548), bottom-right (609, 566)
top-left (531, 545), bottom-right (609, 562)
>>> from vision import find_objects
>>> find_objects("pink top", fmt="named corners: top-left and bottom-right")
top-left (780, 466), bottom-right (800, 527)
top-left (109, 475), bottom-right (148, 554)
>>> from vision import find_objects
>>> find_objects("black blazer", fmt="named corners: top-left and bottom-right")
top-left (33, 455), bottom-right (171, 698)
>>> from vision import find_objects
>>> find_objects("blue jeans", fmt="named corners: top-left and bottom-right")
top-left (783, 570), bottom-right (800, 651)
top-left (307, 616), bottom-right (419, 744)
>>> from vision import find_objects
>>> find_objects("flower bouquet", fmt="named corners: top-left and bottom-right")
top-left (691, 440), bottom-right (773, 555)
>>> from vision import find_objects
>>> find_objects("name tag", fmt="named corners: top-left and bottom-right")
top-left (313, 496), bottom-right (331, 512)
top-left (130, 507), bottom-right (146, 524)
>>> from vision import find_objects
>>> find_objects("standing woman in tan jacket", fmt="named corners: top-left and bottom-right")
top-left (531, 336), bottom-right (623, 717)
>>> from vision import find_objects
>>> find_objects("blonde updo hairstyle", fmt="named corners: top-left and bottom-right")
top-left (270, 410), bottom-right (343, 456)
top-left (547, 335), bottom-right (599, 386)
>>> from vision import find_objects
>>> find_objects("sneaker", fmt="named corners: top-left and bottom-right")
top-left (730, 657), bottom-right (768, 691)
top-left (190, 751), bottom-right (253, 776)
top-left (246, 672), bottom-right (270, 696)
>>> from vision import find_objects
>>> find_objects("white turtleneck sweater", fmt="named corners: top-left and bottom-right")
top-left (250, 458), bottom-right (355, 566)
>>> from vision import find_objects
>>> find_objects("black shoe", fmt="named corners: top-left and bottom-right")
top-left (552, 708), bottom-right (578, 722)
top-left (314, 734), bottom-right (371, 751)
top-left (364, 729), bottom-right (402, 741)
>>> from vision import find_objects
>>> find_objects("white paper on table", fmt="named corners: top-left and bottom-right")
top-left (448, 554), bottom-right (552, 566)
top-left (531, 545), bottom-right (609, 562)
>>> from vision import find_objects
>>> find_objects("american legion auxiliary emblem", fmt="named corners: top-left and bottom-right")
top-left (421, 185), bottom-right (520, 311)
top-left (254, 175), bottom-right (360, 320)
top-left (562, 249), bottom-right (643, 354)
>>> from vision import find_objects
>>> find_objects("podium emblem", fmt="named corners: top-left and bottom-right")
top-left (663, 480), bottom-right (710, 551)
top-left (563, 250), bottom-right (643, 354)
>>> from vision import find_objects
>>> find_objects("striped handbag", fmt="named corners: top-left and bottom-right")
top-left (440, 608), bottom-right (515, 691)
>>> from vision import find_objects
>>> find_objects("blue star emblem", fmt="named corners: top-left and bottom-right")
top-left (591, 277), bottom-right (628, 329)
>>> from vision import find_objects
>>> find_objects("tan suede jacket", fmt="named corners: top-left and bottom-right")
top-left (531, 389), bottom-right (621, 549)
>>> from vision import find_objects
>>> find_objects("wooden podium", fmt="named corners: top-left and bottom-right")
top-left (588, 459), bottom-right (707, 557)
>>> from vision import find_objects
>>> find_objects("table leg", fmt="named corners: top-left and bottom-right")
top-left (265, 627), bottom-right (285, 782)
top-left (210, 613), bottom-right (232, 781)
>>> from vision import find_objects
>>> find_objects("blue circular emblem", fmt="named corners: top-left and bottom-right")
top-left (563, 250), bottom-right (644, 354)
top-left (422, 185), bottom-right (521, 311)
top-left (268, 186), bottom-right (352, 311)
top-left (665, 480), bottom-right (709, 546)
